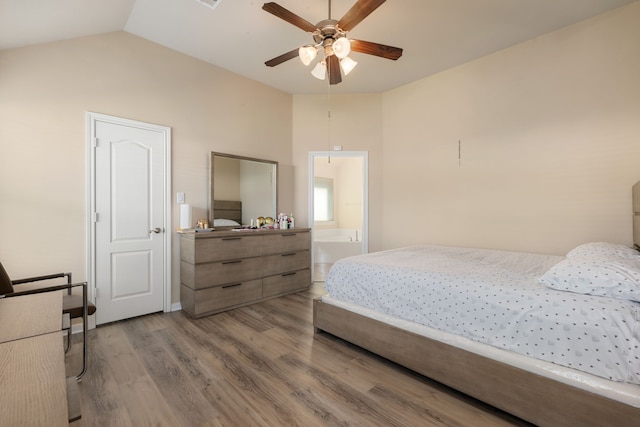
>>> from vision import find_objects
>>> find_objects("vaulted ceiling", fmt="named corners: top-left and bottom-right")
top-left (1, 0), bottom-right (636, 94)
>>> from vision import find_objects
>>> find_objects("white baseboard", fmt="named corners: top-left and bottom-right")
top-left (68, 304), bottom-right (182, 335)
top-left (70, 324), bottom-right (84, 334)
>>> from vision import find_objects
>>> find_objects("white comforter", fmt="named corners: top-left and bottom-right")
top-left (325, 245), bottom-right (640, 385)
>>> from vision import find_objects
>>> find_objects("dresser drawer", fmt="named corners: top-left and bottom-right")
top-left (262, 232), bottom-right (311, 255)
top-left (192, 235), bottom-right (262, 263)
top-left (191, 279), bottom-right (262, 316)
top-left (263, 269), bottom-right (311, 298)
top-left (262, 250), bottom-right (311, 277)
top-left (181, 257), bottom-right (262, 289)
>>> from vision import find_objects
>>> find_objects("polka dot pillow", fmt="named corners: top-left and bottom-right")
top-left (539, 257), bottom-right (640, 302)
top-left (566, 242), bottom-right (640, 260)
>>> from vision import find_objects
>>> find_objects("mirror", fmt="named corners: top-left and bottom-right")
top-left (209, 152), bottom-right (277, 227)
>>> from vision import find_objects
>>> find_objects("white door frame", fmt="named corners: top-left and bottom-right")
top-left (308, 151), bottom-right (369, 268)
top-left (86, 112), bottom-right (172, 321)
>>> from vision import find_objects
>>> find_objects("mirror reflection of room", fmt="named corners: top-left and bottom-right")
top-left (313, 156), bottom-right (364, 281)
top-left (210, 152), bottom-right (277, 227)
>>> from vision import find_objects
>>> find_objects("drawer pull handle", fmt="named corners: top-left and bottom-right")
top-left (222, 237), bottom-right (242, 241)
top-left (222, 260), bottom-right (242, 265)
top-left (222, 283), bottom-right (242, 289)
top-left (281, 253), bottom-right (296, 257)
top-left (282, 272), bottom-right (297, 277)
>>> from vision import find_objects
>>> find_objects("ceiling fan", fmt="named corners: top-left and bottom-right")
top-left (262, 0), bottom-right (403, 85)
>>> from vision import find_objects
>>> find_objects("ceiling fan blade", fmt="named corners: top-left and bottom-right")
top-left (338, 0), bottom-right (386, 32)
top-left (350, 39), bottom-right (403, 60)
top-left (327, 55), bottom-right (342, 85)
top-left (265, 48), bottom-right (300, 67)
top-left (262, 3), bottom-right (318, 33)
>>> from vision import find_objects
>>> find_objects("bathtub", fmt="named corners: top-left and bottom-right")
top-left (313, 228), bottom-right (363, 264)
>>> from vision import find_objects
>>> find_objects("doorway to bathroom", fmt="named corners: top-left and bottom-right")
top-left (308, 151), bottom-right (368, 281)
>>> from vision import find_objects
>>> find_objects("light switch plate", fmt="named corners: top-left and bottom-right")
top-left (177, 192), bottom-right (185, 203)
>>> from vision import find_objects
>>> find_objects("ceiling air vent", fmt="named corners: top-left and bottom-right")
top-left (195, 0), bottom-right (222, 11)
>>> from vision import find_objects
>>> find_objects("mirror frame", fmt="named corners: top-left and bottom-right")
top-left (209, 152), bottom-right (278, 227)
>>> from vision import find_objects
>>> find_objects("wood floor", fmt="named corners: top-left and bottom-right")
top-left (67, 283), bottom-right (533, 427)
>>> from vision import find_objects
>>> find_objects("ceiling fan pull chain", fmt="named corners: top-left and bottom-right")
top-left (327, 74), bottom-right (332, 164)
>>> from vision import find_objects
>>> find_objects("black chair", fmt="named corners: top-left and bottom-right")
top-left (0, 261), bottom-right (96, 380)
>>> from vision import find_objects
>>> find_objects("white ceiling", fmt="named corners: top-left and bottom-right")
top-left (0, 0), bottom-right (636, 94)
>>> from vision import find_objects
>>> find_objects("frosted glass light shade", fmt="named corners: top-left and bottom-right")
top-left (298, 45), bottom-right (317, 66)
top-left (311, 61), bottom-right (326, 80)
top-left (340, 56), bottom-right (357, 75)
top-left (333, 37), bottom-right (351, 59)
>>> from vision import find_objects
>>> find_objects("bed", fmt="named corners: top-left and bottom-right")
top-left (313, 183), bottom-right (640, 427)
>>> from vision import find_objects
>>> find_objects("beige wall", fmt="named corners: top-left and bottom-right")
top-left (0, 32), bottom-right (293, 305)
top-left (2, 1), bottom-right (640, 310)
top-left (379, 2), bottom-right (640, 255)
top-left (213, 156), bottom-right (241, 201)
top-left (291, 2), bottom-right (640, 257)
top-left (170, 0), bottom-right (640, 264)
top-left (336, 157), bottom-right (364, 231)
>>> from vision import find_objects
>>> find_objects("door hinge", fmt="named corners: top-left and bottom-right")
top-left (92, 212), bottom-right (99, 223)
top-left (94, 287), bottom-right (98, 298)
top-left (93, 137), bottom-right (100, 148)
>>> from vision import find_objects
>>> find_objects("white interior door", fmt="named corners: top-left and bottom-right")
top-left (88, 113), bottom-right (171, 325)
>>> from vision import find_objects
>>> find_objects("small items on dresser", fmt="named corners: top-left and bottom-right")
top-left (276, 213), bottom-right (294, 229)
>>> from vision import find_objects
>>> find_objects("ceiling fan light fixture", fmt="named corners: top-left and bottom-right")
top-left (311, 61), bottom-right (326, 80)
top-left (262, 1), bottom-right (403, 85)
top-left (298, 45), bottom-right (317, 66)
top-left (332, 37), bottom-right (351, 59)
top-left (340, 56), bottom-right (357, 75)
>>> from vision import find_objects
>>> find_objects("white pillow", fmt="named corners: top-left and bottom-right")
top-left (213, 218), bottom-right (241, 227)
top-left (539, 257), bottom-right (640, 302)
top-left (566, 242), bottom-right (639, 260)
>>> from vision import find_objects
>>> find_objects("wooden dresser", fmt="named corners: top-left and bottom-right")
top-left (180, 228), bottom-right (311, 318)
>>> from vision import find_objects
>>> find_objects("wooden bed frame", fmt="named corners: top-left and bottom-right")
top-left (313, 181), bottom-right (640, 427)
top-left (314, 299), bottom-right (639, 426)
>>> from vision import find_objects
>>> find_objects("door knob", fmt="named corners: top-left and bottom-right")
top-left (149, 227), bottom-right (162, 234)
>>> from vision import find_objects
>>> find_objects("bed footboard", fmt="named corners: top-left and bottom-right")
top-left (313, 298), bottom-right (639, 427)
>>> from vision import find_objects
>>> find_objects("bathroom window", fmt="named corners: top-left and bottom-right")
top-left (314, 177), bottom-right (334, 221)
